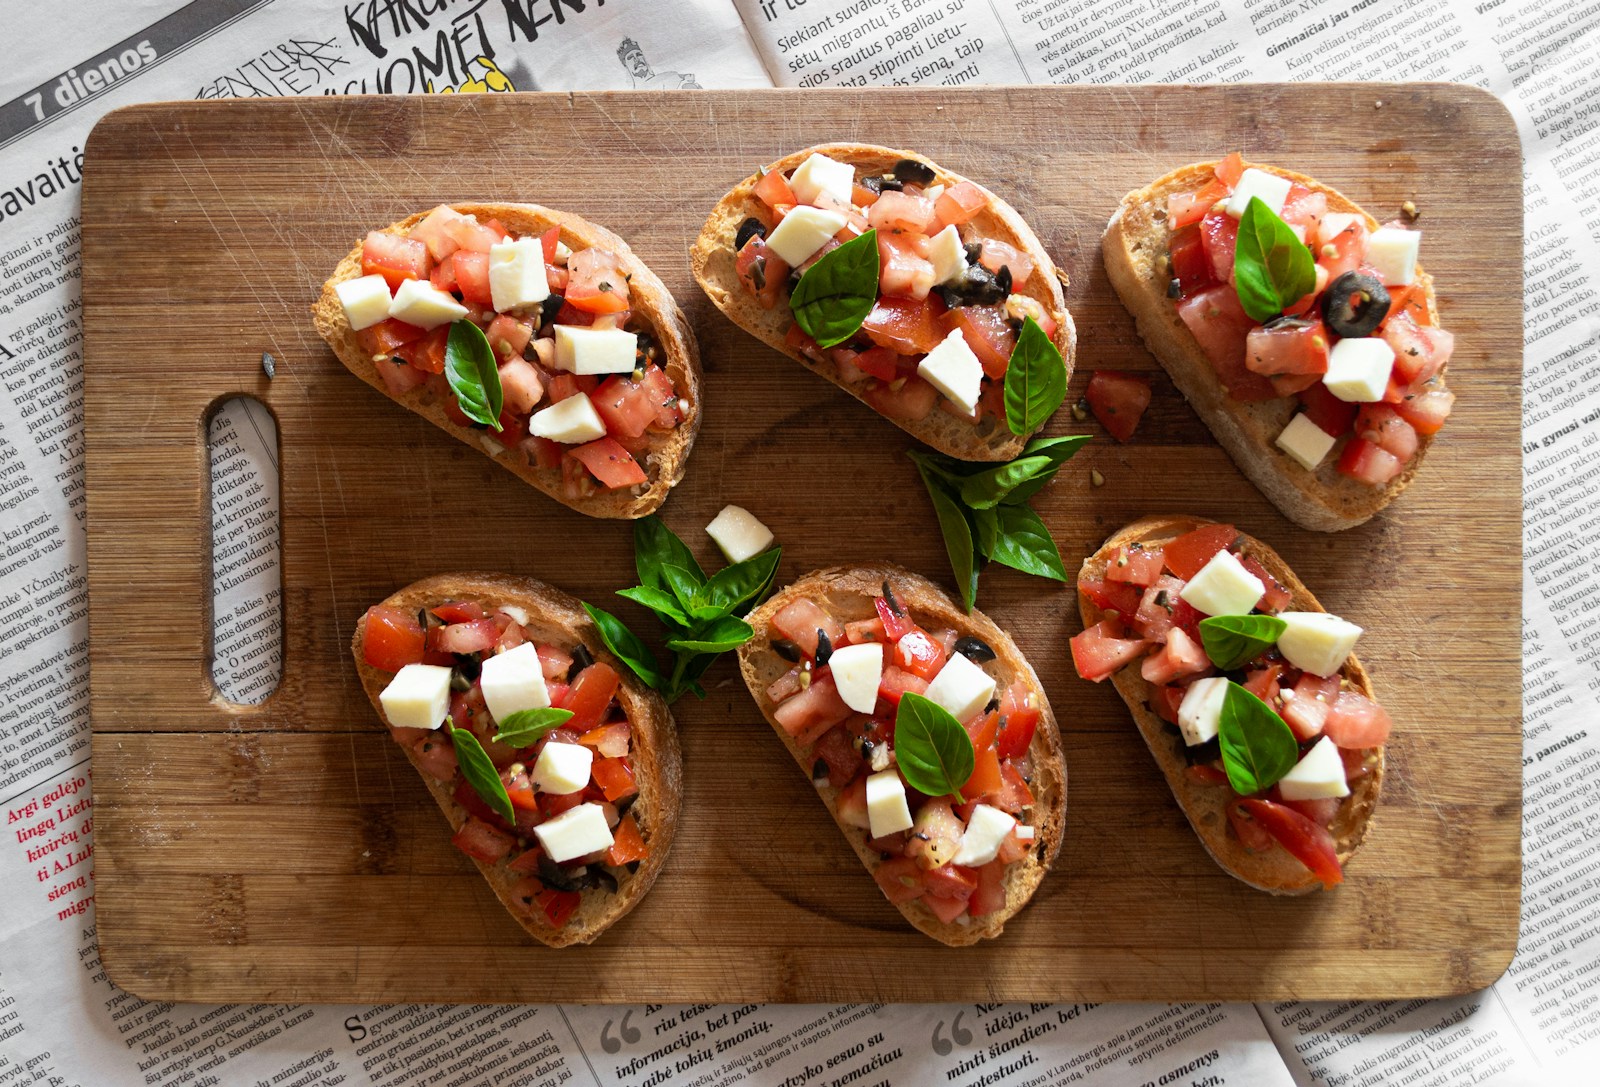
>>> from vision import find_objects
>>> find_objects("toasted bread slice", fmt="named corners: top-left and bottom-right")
top-left (314, 204), bottom-right (701, 519)
top-left (1079, 516), bottom-right (1384, 894)
top-left (693, 144), bottom-right (1075, 461)
top-left (351, 573), bottom-right (681, 946)
top-left (1103, 162), bottom-right (1442, 531)
top-left (738, 563), bottom-right (1065, 944)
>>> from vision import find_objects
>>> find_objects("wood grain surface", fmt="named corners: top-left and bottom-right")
top-left (82, 86), bottom-right (1522, 1004)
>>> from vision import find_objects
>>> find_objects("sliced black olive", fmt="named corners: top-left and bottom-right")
top-left (1167, 277), bottom-right (1182, 299)
top-left (812, 758), bottom-right (830, 783)
top-left (1321, 271), bottom-right (1391, 338)
top-left (531, 293), bottom-right (565, 334)
top-left (983, 697), bottom-right (1001, 715)
top-left (614, 794), bottom-right (638, 817)
top-left (593, 869), bottom-right (620, 895)
top-left (452, 653), bottom-right (482, 683)
top-left (936, 262), bottom-right (1007, 309)
top-left (771, 638), bottom-right (802, 663)
top-left (876, 175), bottom-right (905, 192)
top-left (995, 265), bottom-right (1013, 295)
top-left (734, 216), bottom-right (767, 252)
top-left (814, 628), bottom-right (833, 669)
top-left (634, 330), bottom-right (659, 366)
top-left (893, 158), bottom-right (936, 186)
top-left (749, 255), bottom-right (767, 292)
top-left (881, 580), bottom-right (905, 617)
top-left (964, 241), bottom-right (983, 264)
top-left (538, 854), bottom-right (582, 892)
top-left (1262, 315), bottom-right (1315, 332)
top-left (954, 636), bottom-right (997, 663)
top-left (567, 643), bottom-right (594, 681)
top-left (786, 268), bottom-right (802, 293)
top-left (860, 174), bottom-right (884, 195)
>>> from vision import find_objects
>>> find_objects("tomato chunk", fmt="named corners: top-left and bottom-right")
top-left (362, 606), bottom-right (426, 672)
top-left (995, 682), bottom-right (1040, 760)
top-left (771, 599), bottom-right (846, 658)
top-left (556, 662), bottom-right (620, 733)
top-left (1236, 798), bottom-right (1344, 888)
top-left (1177, 287), bottom-right (1275, 401)
top-left (773, 674), bottom-right (852, 746)
top-left (873, 856), bottom-right (926, 904)
top-left (1336, 438), bottom-right (1404, 486)
top-left (1323, 690), bottom-right (1393, 748)
top-left (606, 812), bottom-right (649, 866)
top-left (1070, 620), bottom-right (1148, 682)
top-left (934, 181), bottom-right (988, 227)
top-left (450, 250), bottom-right (492, 305)
top-left (362, 231), bottom-right (429, 291)
top-left (570, 438), bottom-right (649, 490)
top-left (942, 305), bottom-right (1015, 379)
top-left (1298, 382), bottom-right (1359, 437)
top-left (1245, 320), bottom-right (1330, 377)
top-left (1140, 627), bottom-right (1210, 685)
top-left (860, 295), bottom-right (946, 355)
top-left (1162, 524), bottom-right (1238, 579)
top-left (1085, 371), bottom-right (1152, 442)
top-left (754, 169), bottom-right (797, 210)
top-left (1104, 544), bottom-right (1165, 587)
top-left (1078, 576), bottom-right (1144, 618)
top-left (452, 817), bottom-right (514, 863)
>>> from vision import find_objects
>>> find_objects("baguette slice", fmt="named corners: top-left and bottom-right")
top-left (738, 564), bottom-right (1065, 944)
top-left (351, 573), bottom-right (681, 946)
top-left (1079, 516), bottom-right (1384, 894)
top-left (1103, 162), bottom-right (1441, 531)
top-left (314, 204), bottom-right (701, 519)
top-left (693, 144), bottom-right (1075, 461)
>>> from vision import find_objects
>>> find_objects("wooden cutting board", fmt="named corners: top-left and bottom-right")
top-left (82, 86), bottom-right (1522, 1004)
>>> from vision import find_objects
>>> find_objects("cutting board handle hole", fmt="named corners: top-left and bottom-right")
top-left (206, 396), bottom-right (282, 705)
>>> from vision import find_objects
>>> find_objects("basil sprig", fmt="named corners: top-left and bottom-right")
top-left (1199, 614), bottom-right (1288, 671)
top-left (585, 516), bottom-right (779, 702)
top-left (1217, 682), bottom-right (1298, 796)
top-left (909, 434), bottom-right (1088, 610)
top-left (894, 693), bottom-right (977, 799)
top-left (492, 707), bottom-right (575, 748)
top-left (1233, 197), bottom-right (1316, 323)
top-left (449, 724), bottom-right (515, 824)
top-left (444, 319), bottom-right (504, 430)
top-left (1002, 316), bottom-right (1068, 436)
top-left (789, 229), bottom-right (879, 348)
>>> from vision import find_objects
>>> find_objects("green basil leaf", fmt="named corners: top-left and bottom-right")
top-left (1002, 316), bottom-right (1067, 437)
top-left (615, 585), bottom-right (691, 628)
top-left (980, 504), bottom-right (1068, 581)
top-left (582, 603), bottom-right (664, 691)
top-left (444, 320), bottom-right (503, 430)
top-left (633, 517), bottom-right (705, 594)
top-left (693, 548), bottom-right (782, 618)
top-left (493, 707), bottom-right (575, 748)
top-left (1217, 681), bottom-right (1299, 796)
top-left (894, 693), bottom-right (977, 799)
top-left (1021, 432), bottom-right (1093, 466)
top-left (1233, 196), bottom-right (1316, 323)
top-left (789, 229), bottom-right (880, 349)
top-left (958, 454), bottom-right (1057, 510)
top-left (668, 652), bottom-right (720, 702)
top-left (448, 725), bottom-right (514, 824)
top-left (666, 615), bottom-right (754, 654)
top-left (1199, 614), bottom-right (1288, 671)
top-left (915, 461), bottom-right (980, 611)
top-left (661, 564), bottom-right (709, 614)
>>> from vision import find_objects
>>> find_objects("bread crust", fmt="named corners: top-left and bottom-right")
top-left (1102, 161), bottom-right (1442, 531)
top-left (737, 563), bottom-right (1065, 944)
top-left (351, 573), bottom-right (681, 946)
top-left (1079, 516), bottom-right (1384, 894)
top-left (692, 144), bottom-right (1076, 461)
top-left (314, 204), bottom-right (701, 519)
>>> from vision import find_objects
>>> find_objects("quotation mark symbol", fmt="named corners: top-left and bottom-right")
top-left (601, 1010), bottom-right (641, 1053)
top-left (931, 1011), bottom-right (973, 1056)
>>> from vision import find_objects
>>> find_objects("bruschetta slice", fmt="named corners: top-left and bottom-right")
top-left (314, 203), bottom-right (700, 519)
top-left (1103, 156), bottom-right (1455, 531)
top-left (1072, 516), bottom-right (1387, 893)
top-left (693, 145), bottom-right (1075, 461)
top-left (738, 564), bottom-right (1064, 944)
top-left (352, 573), bottom-right (681, 946)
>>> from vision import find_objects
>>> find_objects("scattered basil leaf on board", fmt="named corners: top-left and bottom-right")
top-left (1217, 681), bottom-right (1299, 796)
top-left (980, 504), bottom-right (1068, 581)
top-left (916, 460), bottom-right (980, 612)
top-left (583, 602), bottom-right (665, 690)
top-left (1233, 196), bottom-right (1316, 323)
top-left (444, 320), bottom-right (503, 430)
top-left (635, 516), bottom-right (705, 591)
top-left (958, 454), bottom-right (1056, 510)
top-left (789, 229), bottom-right (880, 348)
top-left (693, 548), bottom-right (782, 617)
top-left (493, 707), bottom-right (575, 748)
top-left (894, 693), bottom-right (977, 799)
top-left (666, 615), bottom-right (755, 654)
top-left (615, 585), bottom-right (691, 629)
top-left (1199, 614), bottom-right (1288, 671)
top-left (1002, 316), bottom-right (1067, 437)
top-left (449, 725), bottom-right (514, 824)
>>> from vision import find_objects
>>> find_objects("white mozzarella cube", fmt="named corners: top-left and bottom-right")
top-left (1277, 736), bottom-right (1350, 800)
top-left (923, 652), bottom-right (997, 725)
top-left (952, 803), bottom-right (1017, 867)
top-left (488, 237), bottom-right (550, 312)
top-left (388, 278), bottom-right (469, 329)
top-left (1275, 413), bottom-right (1338, 471)
top-left (1366, 227), bottom-right (1420, 286)
top-left (531, 741), bottom-right (593, 796)
top-left (336, 274), bottom-right (394, 331)
top-left (1177, 676), bottom-right (1231, 747)
top-left (705, 504), bottom-right (774, 563)
top-left (1323, 337), bottom-right (1395, 403)
top-left (1179, 550), bottom-right (1265, 617)
top-left (787, 153), bottom-right (856, 206)
top-left (534, 803), bottom-right (615, 863)
top-left (1276, 612), bottom-right (1362, 678)
top-left (1224, 168), bottom-right (1293, 219)
top-left (764, 205), bottom-right (849, 266)
top-left (378, 664), bottom-right (453, 731)
top-left (927, 224), bottom-right (967, 285)
top-left (552, 326), bottom-right (638, 375)
top-left (477, 641), bottom-right (551, 723)
top-left (865, 769), bottom-right (914, 838)
top-left (829, 643), bottom-right (884, 714)
top-left (529, 393), bottom-right (607, 444)
top-left (917, 328), bottom-right (985, 417)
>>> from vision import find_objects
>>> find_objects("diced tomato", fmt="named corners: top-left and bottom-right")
top-left (1316, 215), bottom-right (1369, 282)
top-left (1281, 673), bottom-right (1340, 741)
top-left (735, 237), bottom-right (790, 310)
top-left (1355, 404), bottom-right (1419, 462)
top-left (968, 860), bottom-right (1007, 918)
top-left (873, 856), bottom-right (926, 904)
top-left (1170, 600), bottom-right (1205, 642)
top-left (1298, 382), bottom-right (1359, 437)
top-left (1245, 320), bottom-right (1329, 377)
top-left (894, 629), bottom-right (947, 680)
top-left (570, 438), bottom-right (648, 489)
top-left (1141, 627), bottom-right (1210, 685)
top-left (392, 325), bottom-right (449, 374)
top-left (962, 747), bottom-right (1004, 802)
top-left (1078, 576), bottom-right (1144, 618)
top-left (976, 238), bottom-right (1033, 286)
top-left (1394, 386), bottom-right (1454, 435)
top-left (589, 373), bottom-right (659, 440)
top-left (523, 435), bottom-right (563, 471)
top-left (861, 295), bottom-right (946, 355)
top-left (376, 362), bottom-right (424, 404)
top-left (362, 605), bottom-right (426, 671)
top-left (1162, 523), bottom-right (1238, 579)
top-left (592, 757), bottom-right (638, 803)
top-left (1236, 798), bottom-right (1343, 889)
top-left (605, 812), bottom-right (649, 866)
top-left (874, 231), bottom-right (934, 300)
top-left (964, 708), bottom-right (1000, 754)
top-left (1213, 152), bottom-right (1245, 187)
top-left (1237, 555), bottom-right (1291, 614)
top-left (922, 893), bottom-right (969, 924)
top-left (942, 305), bottom-right (1015, 379)
top-left (1177, 287), bottom-right (1276, 401)
top-left (557, 662), bottom-right (620, 733)
top-left (878, 666), bottom-right (929, 706)
top-left (868, 190), bottom-right (937, 235)
top-left (1384, 312), bottom-right (1453, 385)
top-left (532, 889), bottom-right (580, 928)
top-left (362, 231), bottom-right (430, 291)
top-left (1070, 620), bottom-right (1148, 682)
top-left (1323, 690), bottom-right (1393, 748)
top-left (502, 764), bottom-right (537, 812)
top-left (408, 205), bottom-right (475, 261)
top-left (996, 828), bottom-right (1031, 865)
top-left (990, 762), bottom-right (1033, 815)
top-left (429, 618), bottom-right (500, 655)
top-left (485, 314), bottom-right (533, 361)
top-left (452, 817), bottom-right (514, 863)
top-left (994, 682), bottom-right (1039, 760)
top-left (1243, 661), bottom-right (1284, 705)
top-left (844, 617), bottom-right (886, 644)
top-left (874, 596), bottom-right (917, 642)
top-left (1168, 176), bottom-right (1231, 230)
top-left (1384, 282), bottom-right (1431, 327)
top-left (538, 789), bottom-right (585, 820)
top-left (1168, 225), bottom-right (1213, 295)
top-left (411, 731), bottom-right (458, 780)
top-left (1226, 798), bottom-right (1275, 852)
top-left (836, 772), bottom-right (870, 829)
top-left (865, 375), bottom-right (939, 421)
top-left (846, 346), bottom-right (900, 382)
top-left (812, 726), bottom-right (865, 787)
top-left (1151, 684), bottom-right (1186, 725)
top-left (772, 599), bottom-right (846, 658)
top-left (437, 214), bottom-right (501, 254)
top-left (933, 181), bottom-right (987, 228)
top-left (1281, 185), bottom-right (1328, 235)
top-left (1198, 211), bottom-right (1239, 284)
top-left (498, 359), bottom-right (544, 417)
top-left (575, 722), bottom-right (629, 760)
top-left (1186, 763), bottom-right (1231, 786)
top-left (922, 862), bottom-right (978, 901)
top-left (443, 250), bottom-right (488, 305)
top-left (774, 674), bottom-right (853, 746)
top-left (1085, 371), bottom-right (1152, 442)
top-left (1336, 438), bottom-right (1404, 485)
top-left (431, 601), bottom-right (485, 624)
top-left (357, 317), bottom-right (425, 357)
top-left (1105, 544), bottom-right (1166, 587)
top-left (754, 169), bottom-right (797, 210)
top-left (1134, 575), bottom-right (1185, 640)
top-left (564, 248), bottom-right (631, 314)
